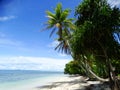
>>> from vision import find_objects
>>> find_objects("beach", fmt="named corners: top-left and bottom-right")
top-left (0, 70), bottom-right (111, 90)
top-left (32, 75), bottom-right (111, 90)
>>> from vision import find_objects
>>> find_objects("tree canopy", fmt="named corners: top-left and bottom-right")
top-left (45, 0), bottom-right (120, 90)
top-left (71, 0), bottom-right (120, 89)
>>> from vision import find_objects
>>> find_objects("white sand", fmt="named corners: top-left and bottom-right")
top-left (31, 75), bottom-right (110, 90)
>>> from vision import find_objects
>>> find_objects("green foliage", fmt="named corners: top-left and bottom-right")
top-left (64, 57), bottom-right (108, 78)
top-left (64, 60), bottom-right (85, 75)
top-left (74, 0), bottom-right (119, 53)
top-left (45, 1), bottom-right (120, 84)
top-left (72, 0), bottom-right (120, 73)
top-left (45, 3), bottom-right (75, 54)
top-left (92, 60), bottom-right (108, 78)
top-left (70, 1), bottom-right (120, 89)
top-left (112, 59), bottom-right (120, 75)
top-left (45, 3), bottom-right (75, 37)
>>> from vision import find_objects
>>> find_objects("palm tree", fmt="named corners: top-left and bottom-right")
top-left (55, 30), bottom-right (71, 54)
top-left (45, 3), bottom-right (75, 54)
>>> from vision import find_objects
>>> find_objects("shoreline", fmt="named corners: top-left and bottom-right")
top-left (0, 72), bottom-right (113, 90)
top-left (31, 75), bottom-right (111, 90)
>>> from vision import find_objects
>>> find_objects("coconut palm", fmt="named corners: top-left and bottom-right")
top-left (45, 3), bottom-right (75, 54)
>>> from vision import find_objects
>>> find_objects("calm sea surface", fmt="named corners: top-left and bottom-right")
top-left (0, 70), bottom-right (65, 90)
top-left (0, 70), bottom-right (63, 83)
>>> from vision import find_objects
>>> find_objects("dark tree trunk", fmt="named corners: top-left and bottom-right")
top-left (108, 60), bottom-right (120, 90)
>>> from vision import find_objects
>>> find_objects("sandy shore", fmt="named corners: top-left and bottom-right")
top-left (31, 75), bottom-right (111, 90)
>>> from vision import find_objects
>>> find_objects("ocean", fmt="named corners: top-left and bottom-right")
top-left (0, 70), bottom-right (65, 90)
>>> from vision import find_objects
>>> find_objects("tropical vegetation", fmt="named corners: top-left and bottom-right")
top-left (45, 0), bottom-right (120, 90)
top-left (64, 60), bottom-right (86, 75)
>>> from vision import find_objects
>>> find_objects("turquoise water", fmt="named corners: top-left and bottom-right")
top-left (0, 70), bottom-right (65, 90)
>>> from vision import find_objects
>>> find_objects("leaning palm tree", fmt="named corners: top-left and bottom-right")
top-left (55, 30), bottom-right (71, 54)
top-left (45, 3), bottom-right (75, 53)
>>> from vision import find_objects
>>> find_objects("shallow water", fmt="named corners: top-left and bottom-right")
top-left (0, 70), bottom-right (65, 90)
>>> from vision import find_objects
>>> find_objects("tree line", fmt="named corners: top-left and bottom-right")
top-left (45, 0), bottom-right (120, 90)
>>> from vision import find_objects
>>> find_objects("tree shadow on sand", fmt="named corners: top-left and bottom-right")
top-left (83, 80), bottom-right (120, 90)
top-left (36, 78), bottom-right (86, 89)
top-left (36, 78), bottom-right (120, 90)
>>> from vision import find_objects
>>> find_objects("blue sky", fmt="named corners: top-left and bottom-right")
top-left (0, 0), bottom-right (120, 71)
top-left (0, 0), bottom-right (81, 57)
top-left (0, 0), bottom-right (81, 71)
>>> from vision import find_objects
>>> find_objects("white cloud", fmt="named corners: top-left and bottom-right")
top-left (0, 56), bottom-right (70, 71)
top-left (0, 16), bottom-right (16, 21)
top-left (108, 0), bottom-right (120, 8)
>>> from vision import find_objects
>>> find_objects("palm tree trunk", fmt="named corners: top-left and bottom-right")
top-left (96, 39), bottom-right (120, 90)
top-left (107, 60), bottom-right (120, 90)
top-left (88, 68), bottom-right (108, 81)
top-left (80, 57), bottom-right (108, 82)
top-left (103, 50), bottom-right (120, 90)
top-left (58, 25), bottom-right (62, 40)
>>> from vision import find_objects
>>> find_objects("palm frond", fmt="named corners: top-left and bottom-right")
top-left (63, 20), bottom-right (76, 30)
top-left (55, 41), bottom-right (63, 50)
top-left (55, 40), bottom-right (71, 54)
top-left (60, 9), bottom-right (70, 21)
top-left (47, 19), bottom-right (56, 25)
top-left (41, 23), bottom-right (54, 31)
top-left (46, 11), bottom-right (56, 19)
top-left (45, 3), bottom-right (73, 55)
top-left (55, 3), bottom-right (62, 19)
top-left (49, 27), bottom-right (57, 37)
top-left (64, 28), bottom-right (71, 36)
